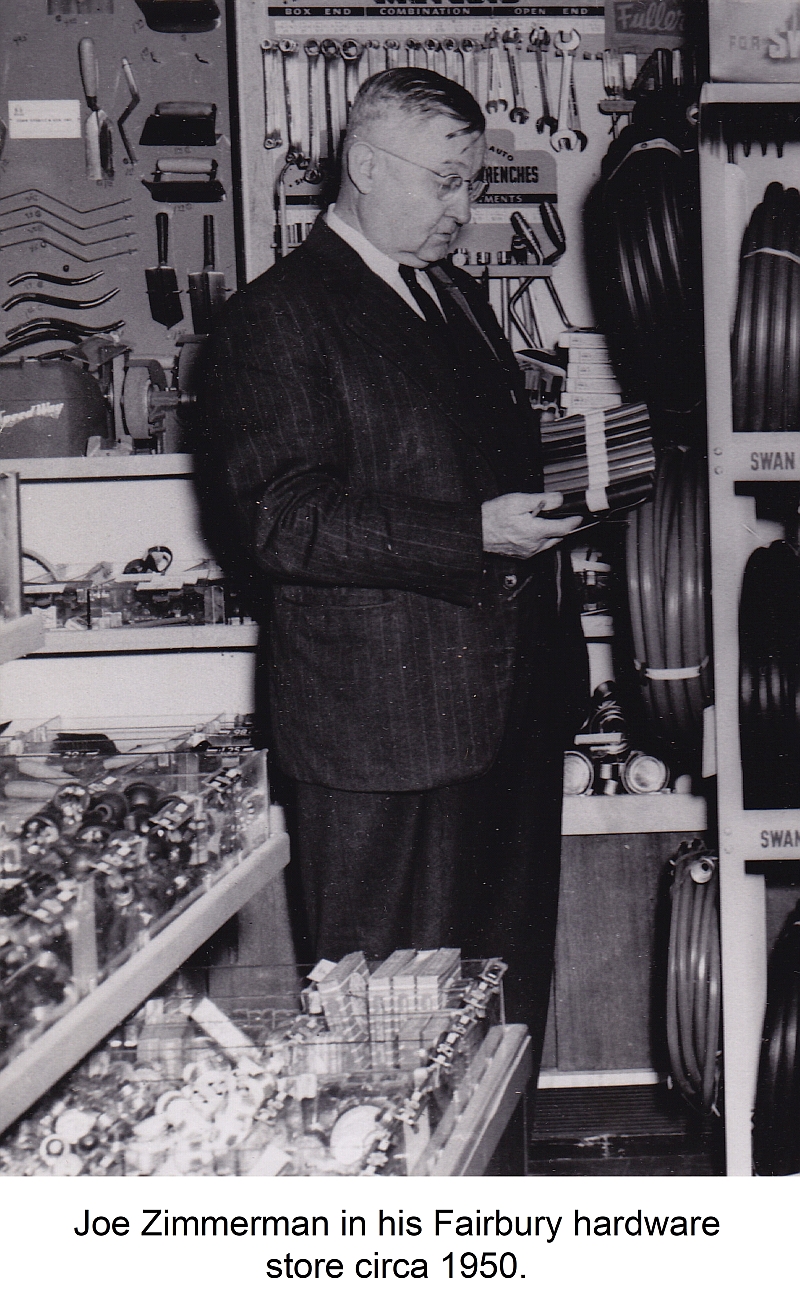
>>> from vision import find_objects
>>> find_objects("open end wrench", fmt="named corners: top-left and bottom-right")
top-left (460, 38), bottom-right (481, 101)
top-left (568, 74), bottom-right (587, 150)
top-left (485, 29), bottom-right (508, 114)
top-left (551, 29), bottom-right (580, 151)
top-left (441, 37), bottom-right (464, 85)
top-left (503, 29), bottom-right (529, 124)
top-left (529, 27), bottom-right (556, 134)
top-left (261, 40), bottom-right (284, 150)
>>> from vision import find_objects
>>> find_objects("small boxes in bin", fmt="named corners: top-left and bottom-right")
top-left (0, 953), bottom-right (507, 1177)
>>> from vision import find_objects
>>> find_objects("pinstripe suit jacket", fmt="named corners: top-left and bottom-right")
top-left (199, 219), bottom-right (581, 791)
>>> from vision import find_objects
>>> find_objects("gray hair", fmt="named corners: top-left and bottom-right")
top-left (346, 67), bottom-right (485, 143)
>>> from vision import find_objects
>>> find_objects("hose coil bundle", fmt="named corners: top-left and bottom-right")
top-left (739, 538), bottom-right (800, 809)
top-left (600, 121), bottom-right (704, 420)
top-left (625, 445), bottom-right (712, 765)
top-left (732, 182), bottom-right (800, 431)
top-left (666, 839), bottom-right (721, 1114)
top-left (754, 905), bottom-right (800, 1175)
top-left (540, 402), bottom-right (655, 517)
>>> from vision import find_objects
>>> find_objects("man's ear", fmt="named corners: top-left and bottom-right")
top-left (346, 141), bottom-right (377, 195)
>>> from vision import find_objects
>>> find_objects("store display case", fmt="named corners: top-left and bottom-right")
top-left (0, 955), bottom-right (528, 1177)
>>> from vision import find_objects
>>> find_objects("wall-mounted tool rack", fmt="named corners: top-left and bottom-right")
top-left (0, 1), bottom-right (237, 454)
top-left (700, 81), bottom-right (800, 1175)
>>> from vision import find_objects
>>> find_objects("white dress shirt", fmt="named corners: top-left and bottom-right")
top-left (325, 204), bottom-right (446, 321)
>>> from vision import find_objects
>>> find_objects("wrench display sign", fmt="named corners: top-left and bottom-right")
top-left (476, 130), bottom-right (556, 204)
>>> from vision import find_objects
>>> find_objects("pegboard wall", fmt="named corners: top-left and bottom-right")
top-left (0, 1), bottom-right (237, 417)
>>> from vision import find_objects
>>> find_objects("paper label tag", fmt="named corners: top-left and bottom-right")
top-left (8, 100), bottom-right (82, 139)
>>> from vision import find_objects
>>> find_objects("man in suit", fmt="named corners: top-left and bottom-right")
top-left (200, 69), bottom-right (586, 1070)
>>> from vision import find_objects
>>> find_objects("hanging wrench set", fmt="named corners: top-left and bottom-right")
top-left (241, 6), bottom-right (620, 356)
top-left (0, 2), bottom-right (237, 457)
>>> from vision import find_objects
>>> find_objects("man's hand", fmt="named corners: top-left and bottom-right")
top-left (481, 492), bottom-right (582, 559)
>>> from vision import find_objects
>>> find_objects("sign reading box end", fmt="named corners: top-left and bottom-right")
top-left (8, 100), bottom-right (82, 139)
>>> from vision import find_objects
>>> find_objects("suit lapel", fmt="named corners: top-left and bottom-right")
top-left (303, 222), bottom-right (511, 471)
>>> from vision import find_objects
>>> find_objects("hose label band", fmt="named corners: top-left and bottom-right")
top-left (584, 408), bottom-right (610, 514)
top-left (604, 137), bottom-right (682, 188)
top-left (635, 657), bottom-right (709, 680)
top-left (743, 246), bottom-right (800, 268)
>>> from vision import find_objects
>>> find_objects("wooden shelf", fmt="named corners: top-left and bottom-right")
top-left (29, 623), bottom-right (259, 655)
top-left (1, 454), bottom-right (193, 483)
top-left (0, 825), bottom-right (291, 1136)
top-left (0, 614), bottom-right (45, 665)
top-left (562, 792), bottom-right (707, 837)
top-left (462, 265), bottom-right (554, 278)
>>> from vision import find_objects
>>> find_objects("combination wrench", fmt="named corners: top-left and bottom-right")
top-left (503, 29), bottom-right (529, 125)
top-left (279, 39), bottom-right (305, 165)
top-left (485, 29), bottom-right (508, 114)
top-left (550, 29), bottom-right (581, 151)
top-left (441, 37), bottom-right (464, 85)
top-left (365, 38), bottom-right (385, 79)
top-left (529, 27), bottom-right (556, 134)
top-left (405, 37), bottom-right (422, 68)
top-left (384, 38), bottom-right (401, 69)
top-left (460, 38), bottom-right (481, 101)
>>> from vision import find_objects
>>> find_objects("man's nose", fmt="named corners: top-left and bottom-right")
top-left (446, 183), bottom-right (472, 225)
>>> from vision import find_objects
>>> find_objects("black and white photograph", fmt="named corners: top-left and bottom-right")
top-left (0, 0), bottom-right (797, 1197)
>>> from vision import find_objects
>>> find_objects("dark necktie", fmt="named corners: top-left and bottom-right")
top-left (398, 263), bottom-right (448, 331)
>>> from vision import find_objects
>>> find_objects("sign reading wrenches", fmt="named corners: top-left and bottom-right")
top-left (551, 29), bottom-right (581, 152)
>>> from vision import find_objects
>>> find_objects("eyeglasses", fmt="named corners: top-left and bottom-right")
top-left (362, 140), bottom-right (487, 202)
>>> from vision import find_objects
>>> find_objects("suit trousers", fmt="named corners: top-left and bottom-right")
top-left (283, 631), bottom-right (566, 1077)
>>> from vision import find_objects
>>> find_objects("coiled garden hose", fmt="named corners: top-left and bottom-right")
top-left (666, 840), bottom-right (721, 1115)
top-left (739, 538), bottom-right (800, 809)
top-left (600, 119), bottom-right (704, 421)
top-left (754, 905), bottom-right (800, 1175)
top-left (625, 446), bottom-right (712, 766)
top-left (732, 182), bottom-right (800, 431)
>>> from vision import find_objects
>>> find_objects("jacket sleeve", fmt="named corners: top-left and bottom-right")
top-left (198, 277), bottom-right (485, 607)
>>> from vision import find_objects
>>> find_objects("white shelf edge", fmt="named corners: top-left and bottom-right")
top-left (3, 454), bottom-right (193, 482)
top-left (0, 613), bottom-right (45, 665)
top-left (538, 1068), bottom-right (663, 1089)
top-left (703, 82), bottom-right (800, 103)
top-left (29, 624), bottom-right (259, 654)
top-left (0, 829), bottom-right (290, 1136)
top-left (562, 792), bottom-right (707, 837)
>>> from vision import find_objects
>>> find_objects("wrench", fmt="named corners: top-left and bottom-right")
top-left (485, 29), bottom-right (508, 113)
top-left (278, 39), bottom-right (305, 165)
top-left (341, 38), bottom-right (363, 110)
top-left (260, 40), bottom-right (285, 150)
top-left (568, 70), bottom-right (588, 150)
top-left (424, 37), bottom-right (442, 73)
top-left (303, 39), bottom-right (323, 183)
top-left (441, 37), bottom-right (463, 85)
top-left (321, 39), bottom-right (342, 160)
top-left (365, 38), bottom-right (385, 79)
top-left (550, 29), bottom-right (580, 151)
top-left (529, 27), bottom-right (556, 134)
top-left (460, 38), bottom-right (481, 100)
top-left (405, 37), bottom-right (422, 68)
top-left (503, 29), bottom-right (529, 124)
top-left (384, 38), bottom-right (401, 70)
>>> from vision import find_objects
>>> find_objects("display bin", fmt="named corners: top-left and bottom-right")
top-left (0, 716), bottom-right (271, 1071)
top-left (0, 958), bottom-right (527, 1178)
